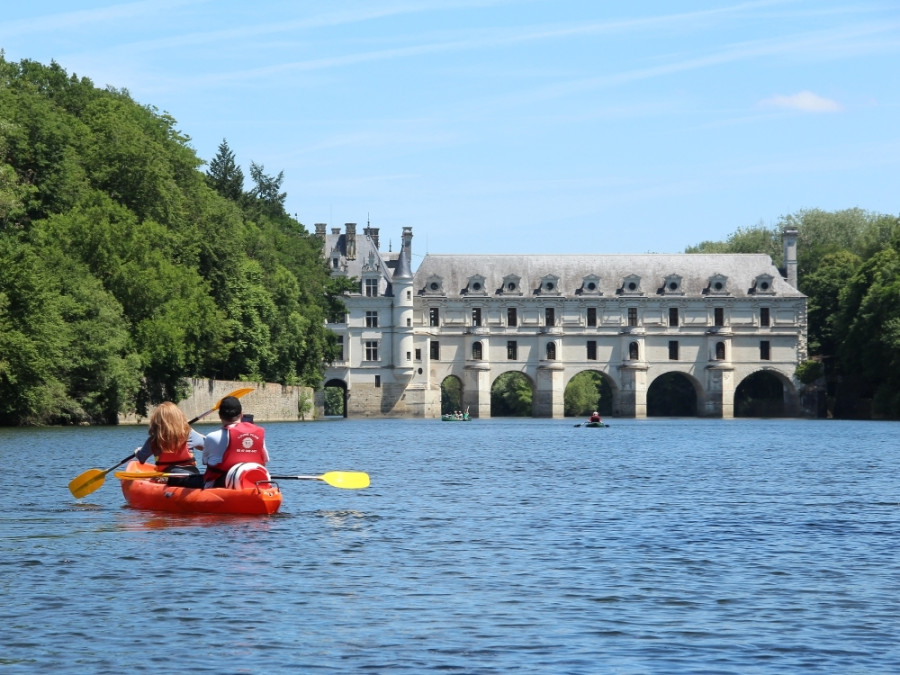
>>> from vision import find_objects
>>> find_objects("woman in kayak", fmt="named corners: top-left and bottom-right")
top-left (135, 402), bottom-right (205, 487)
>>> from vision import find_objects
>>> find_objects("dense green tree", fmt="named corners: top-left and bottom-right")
top-left (206, 139), bottom-right (244, 201)
top-left (564, 371), bottom-right (604, 417)
top-left (491, 372), bottom-right (532, 416)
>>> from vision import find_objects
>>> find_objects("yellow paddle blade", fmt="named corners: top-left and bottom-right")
top-left (320, 471), bottom-right (370, 489)
top-left (68, 469), bottom-right (106, 499)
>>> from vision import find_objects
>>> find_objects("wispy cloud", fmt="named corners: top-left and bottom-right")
top-left (758, 90), bottom-right (843, 112)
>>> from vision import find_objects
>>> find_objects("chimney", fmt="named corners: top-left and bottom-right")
top-left (782, 227), bottom-right (798, 288)
top-left (364, 226), bottom-right (380, 250)
top-left (402, 227), bottom-right (413, 264)
top-left (314, 223), bottom-right (326, 239)
top-left (345, 223), bottom-right (357, 260)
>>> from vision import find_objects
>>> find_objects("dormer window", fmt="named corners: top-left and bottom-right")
top-left (502, 274), bottom-right (522, 295)
top-left (620, 274), bottom-right (642, 295)
top-left (581, 274), bottom-right (601, 295)
top-left (662, 274), bottom-right (683, 295)
top-left (424, 274), bottom-right (445, 296)
top-left (753, 274), bottom-right (776, 295)
top-left (540, 274), bottom-right (561, 296)
top-left (466, 274), bottom-right (488, 296)
top-left (707, 274), bottom-right (729, 295)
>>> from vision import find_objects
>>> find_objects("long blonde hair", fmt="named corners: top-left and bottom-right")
top-left (148, 402), bottom-right (190, 457)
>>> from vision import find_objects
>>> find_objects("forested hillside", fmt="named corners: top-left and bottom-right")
top-left (0, 56), bottom-right (353, 425)
top-left (687, 208), bottom-right (900, 419)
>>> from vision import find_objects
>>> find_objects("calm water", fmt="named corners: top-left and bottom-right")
top-left (1, 417), bottom-right (898, 674)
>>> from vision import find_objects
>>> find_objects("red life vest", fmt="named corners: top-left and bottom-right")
top-left (155, 441), bottom-right (196, 470)
top-left (204, 421), bottom-right (266, 485)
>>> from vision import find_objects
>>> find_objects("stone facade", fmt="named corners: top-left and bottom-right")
top-left (321, 224), bottom-right (807, 419)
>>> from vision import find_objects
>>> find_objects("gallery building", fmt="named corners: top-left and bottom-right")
top-left (318, 223), bottom-right (807, 418)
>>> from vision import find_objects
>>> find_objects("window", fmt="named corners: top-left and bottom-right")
top-left (406, 351), bottom-right (411, 361)
top-left (364, 341), bottom-right (379, 361)
top-left (546, 342), bottom-right (556, 360)
top-left (669, 307), bottom-right (679, 327)
top-left (429, 308), bottom-right (440, 327)
top-left (336, 335), bottom-right (344, 361)
top-left (507, 308), bottom-right (518, 327)
top-left (760, 307), bottom-right (770, 327)
top-left (430, 341), bottom-right (440, 361)
top-left (472, 341), bottom-right (482, 360)
top-left (627, 307), bottom-right (638, 327)
top-left (374, 375), bottom-right (381, 388)
top-left (406, 290), bottom-right (412, 300)
top-left (545, 308), bottom-right (555, 326)
top-left (587, 340), bottom-right (597, 360)
top-left (365, 311), bottom-right (378, 328)
top-left (415, 348), bottom-right (422, 361)
top-left (406, 318), bottom-right (411, 327)
top-left (364, 278), bottom-right (378, 297)
top-left (714, 307), bottom-right (724, 327)
top-left (715, 342), bottom-right (725, 360)
top-left (668, 340), bottom-right (679, 360)
top-left (507, 341), bottom-right (518, 360)
top-left (629, 341), bottom-right (639, 360)
top-left (760, 340), bottom-right (771, 360)
top-left (472, 307), bottom-right (482, 327)
top-left (587, 307), bottom-right (597, 327)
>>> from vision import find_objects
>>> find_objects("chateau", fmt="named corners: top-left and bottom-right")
top-left (318, 223), bottom-right (807, 418)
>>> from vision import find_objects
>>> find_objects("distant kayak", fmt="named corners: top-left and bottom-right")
top-left (118, 461), bottom-right (282, 515)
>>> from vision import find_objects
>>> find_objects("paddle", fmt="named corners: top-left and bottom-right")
top-left (68, 387), bottom-right (255, 499)
top-left (270, 472), bottom-right (371, 489)
top-left (117, 470), bottom-right (370, 490)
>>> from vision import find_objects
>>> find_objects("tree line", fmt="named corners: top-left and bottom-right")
top-left (0, 56), bottom-right (354, 425)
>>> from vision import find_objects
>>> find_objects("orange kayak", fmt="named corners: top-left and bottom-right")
top-left (118, 461), bottom-right (282, 515)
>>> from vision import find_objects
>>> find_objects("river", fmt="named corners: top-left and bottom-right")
top-left (1, 417), bottom-right (898, 674)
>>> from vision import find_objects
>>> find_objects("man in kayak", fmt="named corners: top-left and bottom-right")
top-left (202, 396), bottom-right (270, 488)
top-left (589, 411), bottom-right (602, 424)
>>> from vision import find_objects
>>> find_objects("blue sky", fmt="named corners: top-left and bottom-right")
top-left (2, 1), bottom-right (898, 261)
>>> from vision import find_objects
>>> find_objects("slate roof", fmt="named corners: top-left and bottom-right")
top-left (413, 254), bottom-right (804, 299)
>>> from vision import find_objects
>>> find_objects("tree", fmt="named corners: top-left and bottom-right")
top-left (491, 372), bottom-right (532, 416)
top-left (206, 139), bottom-right (244, 201)
top-left (564, 371), bottom-right (604, 417)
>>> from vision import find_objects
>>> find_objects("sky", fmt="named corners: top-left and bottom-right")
top-left (2, 1), bottom-right (899, 262)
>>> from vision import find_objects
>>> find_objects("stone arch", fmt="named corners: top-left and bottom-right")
top-left (490, 370), bottom-right (535, 417)
top-left (323, 378), bottom-right (348, 418)
top-left (440, 374), bottom-right (464, 415)
top-left (734, 368), bottom-right (797, 417)
top-left (647, 372), bottom-right (702, 416)
top-left (564, 369), bottom-right (617, 417)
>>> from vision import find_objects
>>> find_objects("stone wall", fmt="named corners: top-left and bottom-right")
top-left (118, 378), bottom-right (314, 425)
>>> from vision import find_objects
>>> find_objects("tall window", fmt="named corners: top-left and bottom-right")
top-left (364, 278), bottom-right (378, 297)
top-left (669, 307), bottom-right (679, 327)
top-left (627, 307), bottom-right (638, 327)
top-left (587, 340), bottom-right (597, 360)
top-left (415, 348), bottom-right (422, 361)
top-left (507, 308), bottom-right (518, 327)
top-left (760, 340), bottom-right (771, 360)
top-left (715, 342), bottom-right (726, 360)
top-left (472, 341), bottom-right (483, 360)
top-left (629, 341), bottom-right (639, 360)
top-left (546, 342), bottom-right (556, 360)
top-left (430, 340), bottom-right (440, 361)
top-left (714, 307), bottom-right (724, 327)
top-left (336, 335), bottom-right (344, 361)
top-left (365, 311), bottom-right (378, 327)
top-left (374, 375), bottom-right (381, 388)
top-left (587, 307), bottom-right (597, 327)
top-left (507, 340), bottom-right (518, 360)
top-left (472, 307), bottom-right (482, 327)
top-left (429, 308), bottom-right (440, 327)
top-left (545, 308), bottom-right (555, 326)
top-left (364, 341), bottom-right (379, 361)
top-left (760, 307), bottom-right (770, 327)
top-left (668, 340), bottom-right (679, 360)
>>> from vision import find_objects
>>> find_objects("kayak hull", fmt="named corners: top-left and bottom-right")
top-left (119, 461), bottom-right (282, 515)
top-left (584, 422), bottom-right (609, 428)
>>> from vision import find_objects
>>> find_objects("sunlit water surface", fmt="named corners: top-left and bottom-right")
top-left (1, 418), bottom-right (898, 674)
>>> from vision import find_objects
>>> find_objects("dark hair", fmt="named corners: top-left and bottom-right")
top-left (218, 396), bottom-right (243, 420)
